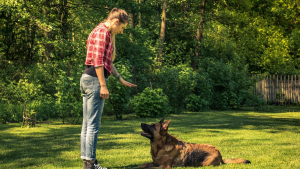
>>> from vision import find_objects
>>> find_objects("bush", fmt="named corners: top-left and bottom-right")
top-left (106, 59), bottom-right (134, 120)
top-left (185, 94), bottom-right (209, 112)
top-left (147, 65), bottom-right (213, 113)
top-left (154, 65), bottom-right (194, 113)
top-left (0, 96), bottom-right (58, 124)
top-left (200, 58), bottom-right (254, 110)
top-left (245, 94), bottom-right (273, 111)
top-left (55, 63), bottom-right (83, 124)
top-left (130, 87), bottom-right (169, 118)
top-left (30, 97), bottom-right (57, 121)
top-left (199, 22), bottom-right (256, 110)
top-left (0, 103), bottom-right (23, 124)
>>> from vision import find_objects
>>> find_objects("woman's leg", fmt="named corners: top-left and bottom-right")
top-left (81, 74), bottom-right (89, 160)
top-left (80, 74), bottom-right (105, 161)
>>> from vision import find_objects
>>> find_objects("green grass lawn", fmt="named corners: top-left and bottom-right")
top-left (1, 106), bottom-right (300, 169)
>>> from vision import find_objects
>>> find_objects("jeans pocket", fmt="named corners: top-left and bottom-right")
top-left (81, 76), bottom-right (94, 95)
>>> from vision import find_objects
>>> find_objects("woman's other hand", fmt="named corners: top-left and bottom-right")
top-left (119, 78), bottom-right (137, 88)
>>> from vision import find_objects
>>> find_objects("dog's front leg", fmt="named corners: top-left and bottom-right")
top-left (134, 162), bottom-right (156, 168)
top-left (146, 160), bottom-right (172, 169)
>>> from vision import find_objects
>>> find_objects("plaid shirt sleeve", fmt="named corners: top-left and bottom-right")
top-left (85, 27), bottom-right (111, 68)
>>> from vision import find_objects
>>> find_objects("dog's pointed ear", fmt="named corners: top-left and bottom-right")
top-left (162, 119), bottom-right (171, 131)
top-left (159, 117), bottom-right (165, 124)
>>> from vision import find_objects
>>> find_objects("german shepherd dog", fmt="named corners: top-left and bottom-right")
top-left (135, 117), bottom-right (250, 168)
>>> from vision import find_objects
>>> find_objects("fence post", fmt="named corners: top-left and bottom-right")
top-left (270, 75), bottom-right (272, 103)
top-left (254, 74), bottom-right (300, 105)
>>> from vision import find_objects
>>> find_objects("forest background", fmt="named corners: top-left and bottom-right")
top-left (1, 0), bottom-right (300, 124)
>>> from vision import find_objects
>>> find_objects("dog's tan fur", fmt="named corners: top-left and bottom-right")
top-left (136, 117), bottom-right (250, 169)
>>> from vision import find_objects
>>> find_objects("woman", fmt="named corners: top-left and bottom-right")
top-left (80, 8), bottom-right (137, 169)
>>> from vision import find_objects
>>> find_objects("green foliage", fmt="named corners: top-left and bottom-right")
top-left (130, 87), bottom-right (169, 118)
top-left (106, 59), bottom-right (134, 120)
top-left (0, 103), bottom-right (23, 124)
top-left (0, 96), bottom-right (58, 124)
top-left (289, 29), bottom-right (300, 67)
top-left (185, 94), bottom-right (209, 112)
top-left (154, 65), bottom-right (199, 113)
top-left (199, 24), bottom-right (257, 110)
top-left (55, 62), bottom-right (83, 124)
top-left (245, 94), bottom-right (273, 112)
top-left (2, 0), bottom-right (300, 123)
top-left (29, 99), bottom-right (57, 121)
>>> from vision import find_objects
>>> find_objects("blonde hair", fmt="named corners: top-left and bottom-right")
top-left (104, 8), bottom-right (129, 61)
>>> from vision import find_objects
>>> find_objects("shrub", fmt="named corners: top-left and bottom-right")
top-left (245, 94), bottom-right (273, 111)
top-left (30, 97), bottom-right (57, 121)
top-left (0, 103), bottom-right (23, 124)
top-left (55, 64), bottom-right (83, 124)
top-left (200, 58), bottom-right (254, 110)
top-left (199, 22), bottom-right (256, 110)
top-left (130, 87), bottom-right (169, 118)
top-left (185, 94), bottom-right (209, 112)
top-left (154, 65), bottom-right (194, 113)
top-left (106, 59), bottom-right (134, 120)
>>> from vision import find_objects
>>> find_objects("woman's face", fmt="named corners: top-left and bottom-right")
top-left (111, 20), bottom-right (127, 35)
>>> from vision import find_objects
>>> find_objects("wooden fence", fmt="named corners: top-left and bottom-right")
top-left (253, 75), bottom-right (300, 105)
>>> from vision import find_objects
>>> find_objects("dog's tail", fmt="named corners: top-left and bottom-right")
top-left (221, 158), bottom-right (251, 164)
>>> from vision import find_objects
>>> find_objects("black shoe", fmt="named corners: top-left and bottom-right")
top-left (92, 160), bottom-right (107, 169)
top-left (83, 160), bottom-right (88, 169)
top-left (85, 160), bottom-right (107, 169)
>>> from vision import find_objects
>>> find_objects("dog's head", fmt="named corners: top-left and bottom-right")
top-left (140, 117), bottom-right (171, 141)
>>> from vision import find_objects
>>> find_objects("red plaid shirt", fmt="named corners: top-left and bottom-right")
top-left (85, 23), bottom-right (113, 76)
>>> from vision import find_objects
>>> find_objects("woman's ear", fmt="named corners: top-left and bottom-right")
top-left (113, 19), bottom-right (119, 25)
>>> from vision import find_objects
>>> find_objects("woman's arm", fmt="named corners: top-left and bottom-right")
top-left (95, 66), bottom-right (109, 99)
top-left (111, 63), bottom-right (121, 80)
top-left (111, 63), bottom-right (137, 88)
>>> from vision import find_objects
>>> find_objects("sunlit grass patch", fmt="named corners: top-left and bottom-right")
top-left (0, 106), bottom-right (299, 169)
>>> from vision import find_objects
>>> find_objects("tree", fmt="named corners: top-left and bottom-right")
top-left (193, 0), bottom-right (206, 70)
top-left (158, 0), bottom-right (167, 64)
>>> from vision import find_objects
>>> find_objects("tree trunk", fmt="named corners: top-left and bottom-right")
top-left (182, 0), bottom-right (189, 17)
top-left (62, 0), bottom-right (68, 40)
top-left (43, 0), bottom-right (51, 61)
top-left (193, 0), bottom-right (206, 70)
top-left (139, 0), bottom-right (142, 27)
top-left (158, 0), bottom-right (167, 64)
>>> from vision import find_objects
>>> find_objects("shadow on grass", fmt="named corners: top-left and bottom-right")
top-left (0, 120), bottom-right (146, 168)
top-left (0, 106), bottom-right (299, 168)
top-left (165, 107), bottom-right (300, 134)
top-left (0, 124), bottom-right (81, 168)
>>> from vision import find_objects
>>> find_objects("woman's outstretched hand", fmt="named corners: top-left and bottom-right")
top-left (119, 78), bottom-right (137, 88)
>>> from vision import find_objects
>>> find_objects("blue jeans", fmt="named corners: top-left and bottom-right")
top-left (80, 74), bottom-right (106, 161)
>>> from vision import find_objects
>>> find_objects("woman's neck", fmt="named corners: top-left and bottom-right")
top-left (104, 21), bottom-right (113, 34)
